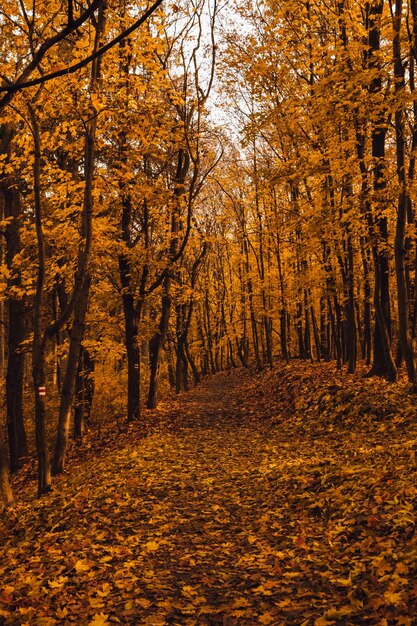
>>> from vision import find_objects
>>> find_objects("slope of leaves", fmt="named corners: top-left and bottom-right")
top-left (1, 362), bottom-right (417, 625)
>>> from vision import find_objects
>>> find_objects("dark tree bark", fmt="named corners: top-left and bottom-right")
top-left (147, 148), bottom-right (191, 408)
top-left (360, 237), bottom-right (372, 364)
top-left (52, 7), bottom-right (105, 475)
top-left (366, 0), bottom-right (397, 381)
top-left (29, 106), bottom-right (52, 496)
top-left (185, 340), bottom-right (201, 384)
top-left (276, 232), bottom-right (289, 363)
top-left (0, 428), bottom-right (14, 513)
top-left (148, 286), bottom-right (171, 408)
top-left (74, 346), bottom-right (95, 438)
top-left (409, 1), bottom-right (417, 340)
top-left (118, 191), bottom-right (141, 421)
top-left (174, 245), bottom-right (207, 392)
top-left (393, 0), bottom-right (417, 384)
top-left (0, 125), bottom-right (28, 472)
top-left (175, 302), bottom-right (190, 393)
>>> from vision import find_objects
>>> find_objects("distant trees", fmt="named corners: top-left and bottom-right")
top-left (202, 0), bottom-right (417, 381)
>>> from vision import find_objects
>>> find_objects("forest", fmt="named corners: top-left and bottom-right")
top-left (2, 0), bottom-right (417, 623)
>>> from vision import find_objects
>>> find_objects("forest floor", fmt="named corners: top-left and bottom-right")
top-left (1, 362), bottom-right (417, 625)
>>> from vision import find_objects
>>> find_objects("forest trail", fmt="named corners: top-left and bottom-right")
top-left (2, 364), bottom-right (417, 625)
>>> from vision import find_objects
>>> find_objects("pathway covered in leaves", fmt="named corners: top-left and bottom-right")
top-left (1, 364), bottom-right (417, 625)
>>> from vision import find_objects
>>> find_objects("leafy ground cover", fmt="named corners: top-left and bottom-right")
top-left (1, 362), bottom-right (417, 625)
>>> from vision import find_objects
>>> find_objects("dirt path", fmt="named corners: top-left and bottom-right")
top-left (1, 367), bottom-right (417, 625)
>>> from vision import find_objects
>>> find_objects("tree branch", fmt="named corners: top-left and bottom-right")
top-left (0, 0), bottom-right (104, 111)
top-left (0, 0), bottom-right (165, 111)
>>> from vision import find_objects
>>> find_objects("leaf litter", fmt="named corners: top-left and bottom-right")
top-left (1, 362), bottom-right (417, 625)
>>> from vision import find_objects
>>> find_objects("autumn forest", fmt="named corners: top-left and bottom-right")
top-left (2, 0), bottom-right (417, 623)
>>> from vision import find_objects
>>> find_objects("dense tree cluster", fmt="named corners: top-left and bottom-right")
top-left (2, 0), bottom-right (417, 507)
top-left (212, 0), bottom-right (417, 378)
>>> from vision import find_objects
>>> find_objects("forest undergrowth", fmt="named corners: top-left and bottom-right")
top-left (1, 362), bottom-right (417, 625)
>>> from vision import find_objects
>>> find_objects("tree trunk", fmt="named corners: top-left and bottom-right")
top-left (29, 107), bottom-right (52, 496)
top-left (393, 0), bottom-right (416, 384)
top-left (52, 8), bottom-right (104, 474)
top-left (366, 0), bottom-right (397, 380)
top-left (119, 245), bottom-right (141, 421)
top-left (0, 428), bottom-right (14, 513)
top-left (0, 124), bottom-right (28, 472)
top-left (360, 237), bottom-right (372, 364)
top-left (74, 346), bottom-right (95, 438)
top-left (33, 349), bottom-right (51, 496)
top-left (148, 285), bottom-right (171, 408)
top-left (5, 297), bottom-right (27, 472)
top-left (276, 233), bottom-right (289, 363)
top-left (175, 303), bottom-right (190, 393)
top-left (53, 275), bottom-right (91, 473)
top-left (147, 146), bottom-right (191, 407)
top-left (346, 233), bottom-right (357, 373)
top-left (185, 339), bottom-right (200, 384)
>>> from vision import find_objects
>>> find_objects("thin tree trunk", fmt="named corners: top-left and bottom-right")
top-left (147, 148), bottom-right (190, 407)
top-left (393, 0), bottom-right (417, 384)
top-left (119, 234), bottom-right (141, 421)
top-left (360, 237), bottom-right (372, 364)
top-left (29, 107), bottom-right (52, 496)
top-left (0, 428), bottom-right (14, 513)
top-left (347, 232), bottom-right (357, 373)
top-left (74, 346), bottom-right (95, 438)
top-left (148, 285), bottom-right (171, 408)
top-left (52, 7), bottom-right (104, 474)
top-left (276, 232), bottom-right (289, 363)
top-left (175, 303), bottom-right (189, 393)
top-left (409, 3), bottom-right (417, 338)
top-left (367, 0), bottom-right (397, 380)
top-left (185, 339), bottom-right (200, 384)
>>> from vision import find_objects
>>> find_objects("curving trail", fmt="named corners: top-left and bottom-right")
top-left (1, 365), bottom-right (417, 625)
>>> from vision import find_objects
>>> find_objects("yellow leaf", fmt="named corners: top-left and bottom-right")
top-left (384, 590), bottom-right (403, 606)
top-left (89, 597), bottom-right (105, 609)
top-left (48, 581), bottom-right (62, 589)
top-left (326, 606), bottom-right (354, 618)
top-left (48, 576), bottom-right (68, 589)
top-left (252, 584), bottom-right (273, 596)
top-left (100, 556), bottom-right (113, 563)
top-left (182, 585), bottom-right (197, 597)
top-left (232, 597), bottom-right (252, 608)
top-left (144, 540), bottom-right (160, 552)
top-left (75, 560), bottom-right (90, 573)
top-left (137, 599), bottom-right (152, 609)
top-left (91, 93), bottom-right (104, 111)
top-left (96, 583), bottom-right (111, 597)
top-left (315, 618), bottom-right (335, 626)
top-left (143, 614), bottom-right (166, 625)
top-left (76, 38), bottom-right (91, 49)
top-left (89, 613), bottom-right (109, 626)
